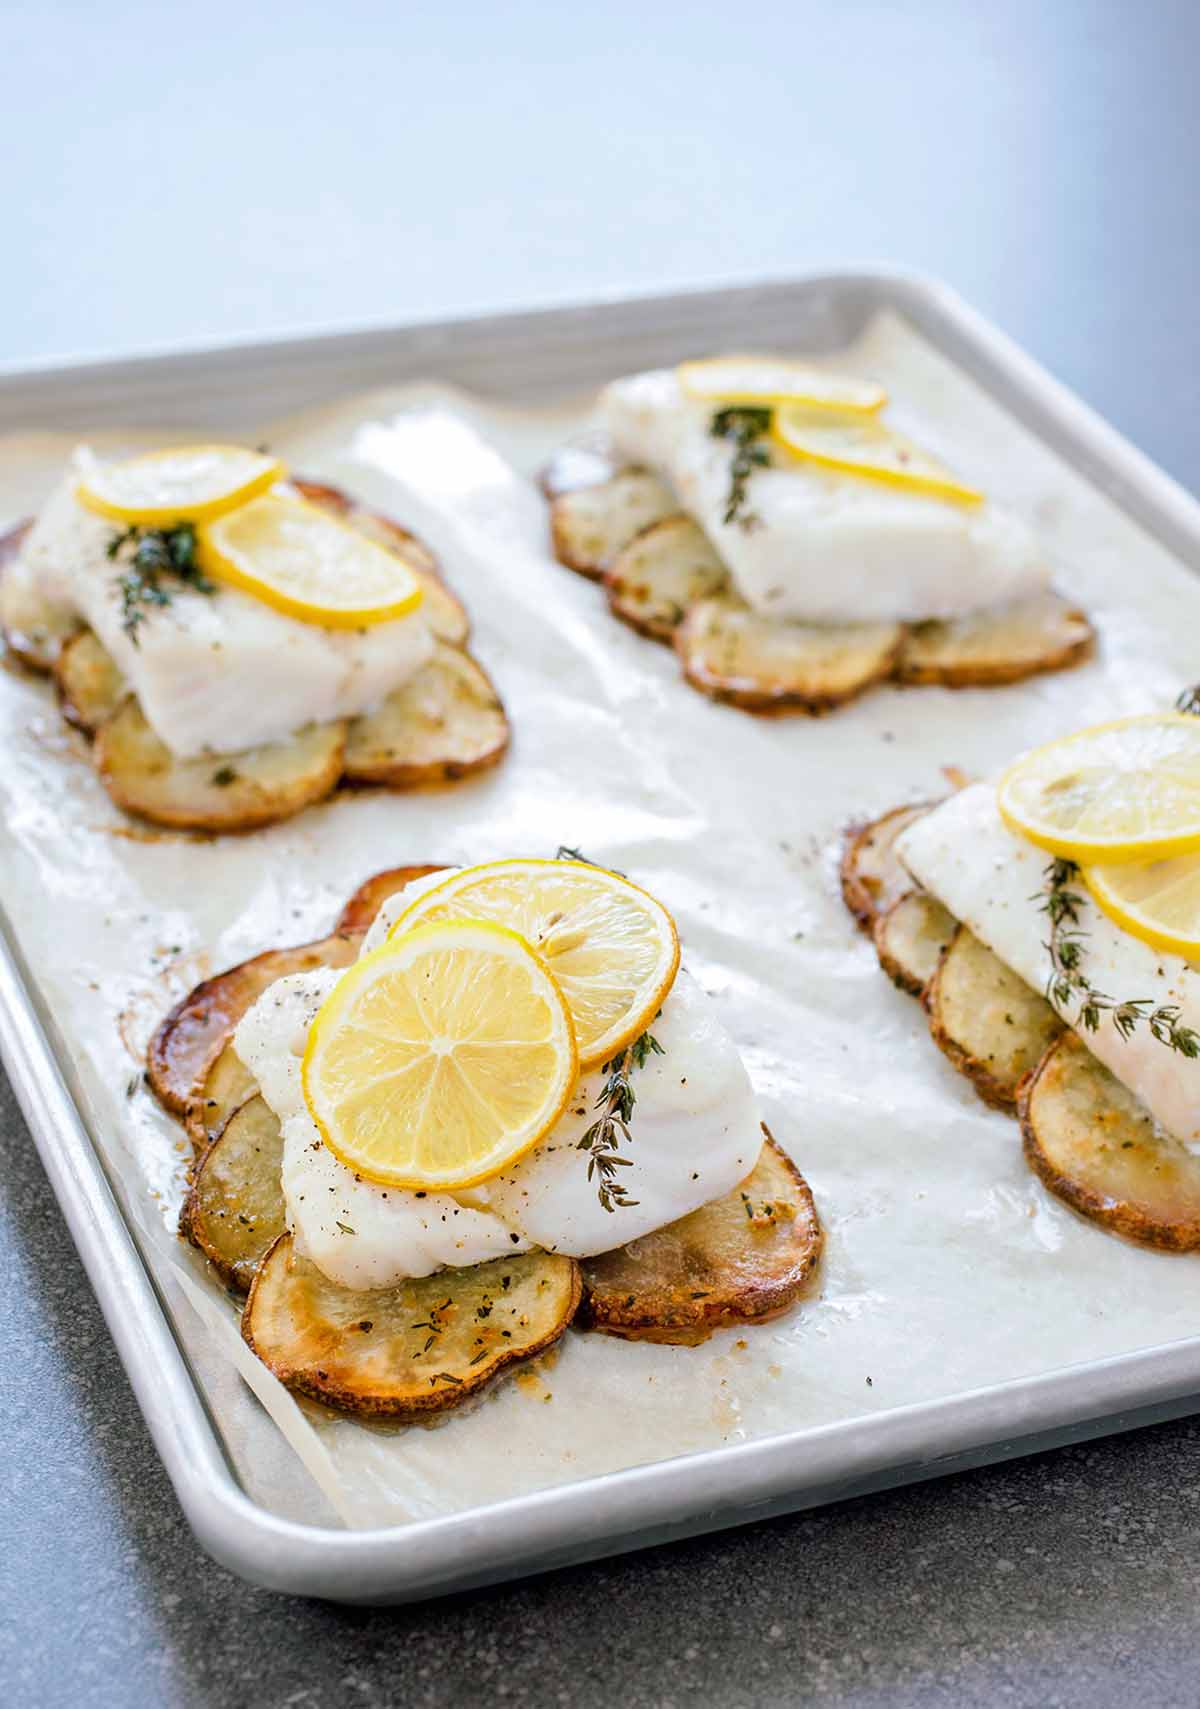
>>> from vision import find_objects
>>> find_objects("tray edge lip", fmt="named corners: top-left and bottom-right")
top-left (6, 263), bottom-right (1200, 1598)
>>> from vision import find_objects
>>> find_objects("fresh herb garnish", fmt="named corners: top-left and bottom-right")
top-left (1037, 858), bottom-right (1200, 1055)
top-left (554, 844), bottom-right (627, 878)
top-left (106, 522), bottom-right (215, 644)
top-left (576, 1030), bottom-right (665, 1211)
top-left (1177, 684), bottom-right (1200, 716)
top-left (710, 406), bottom-right (772, 528)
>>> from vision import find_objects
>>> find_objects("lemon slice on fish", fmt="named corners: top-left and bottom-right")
top-left (771, 409), bottom-right (984, 506)
top-left (388, 858), bottom-right (679, 1068)
top-left (1084, 855), bottom-right (1200, 960)
top-left (999, 715), bottom-right (1200, 865)
top-left (198, 493), bottom-right (424, 628)
top-left (678, 356), bottom-right (886, 415)
top-left (302, 919), bottom-right (578, 1190)
top-left (76, 445), bottom-right (284, 527)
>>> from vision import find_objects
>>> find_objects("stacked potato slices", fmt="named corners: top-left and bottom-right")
top-left (148, 863), bottom-right (823, 1421)
top-left (544, 355), bottom-right (1093, 714)
top-left (0, 469), bottom-right (509, 832)
top-left (843, 716), bottom-right (1200, 1251)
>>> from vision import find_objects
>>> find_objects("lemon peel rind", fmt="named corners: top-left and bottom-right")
top-left (75, 446), bottom-right (286, 528)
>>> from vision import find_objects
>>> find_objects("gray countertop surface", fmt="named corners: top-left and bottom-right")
top-left (4, 2), bottom-right (1200, 1703)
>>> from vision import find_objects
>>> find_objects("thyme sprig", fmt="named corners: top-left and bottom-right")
top-left (1176, 683), bottom-right (1200, 716)
top-left (710, 406), bottom-right (772, 529)
top-left (577, 1030), bottom-right (665, 1212)
top-left (1038, 858), bottom-right (1200, 1054)
top-left (106, 523), bottom-right (215, 644)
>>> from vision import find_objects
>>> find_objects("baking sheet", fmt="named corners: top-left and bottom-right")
top-left (3, 306), bottom-right (1200, 1537)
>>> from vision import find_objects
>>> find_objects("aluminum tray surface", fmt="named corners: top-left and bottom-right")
top-left (3, 272), bottom-right (1200, 1603)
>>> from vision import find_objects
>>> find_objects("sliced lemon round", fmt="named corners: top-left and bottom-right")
top-left (998, 715), bottom-right (1200, 865)
top-left (1084, 854), bottom-right (1200, 960)
top-left (387, 858), bottom-right (680, 1068)
top-left (771, 409), bottom-right (984, 506)
top-left (678, 356), bottom-right (886, 415)
top-left (302, 919), bottom-right (578, 1190)
top-left (76, 445), bottom-right (285, 527)
top-left (198, 493), bottom-right (424, 628)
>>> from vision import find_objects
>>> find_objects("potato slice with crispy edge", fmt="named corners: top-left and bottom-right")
top-left (243, 1237), bottom-right (581, 1419)
top-left (181, 1095), bottom-right (287, 1290)
top-left (94, 700), bottom-right (347, 833)
top-left (0, 519), bottom-right (81, 670)
top-left (291, 477), bottom-right (470, 647)
top-left (840, 802), bottom-right (939, 930)
top-left (1019, 1032), bottom-right (1200, 1251)
top-left (148, 933), bottom-right (360, 1119)
top-left (925, 924), bottom-right (1064, 1112)
top-left (342, 641), bottom-right (509, 789)
top-left (549, 469), bottom-right (679, 580)
top-left (185, 1041), bottom-right (260, 1149)
top-left (873, 890), bottom-right (958, 996)
top-left (333, 863), bottom-right (449, 934)
top-left (676, 595), bottom-right (904, 714)
top-left (53, 630), bottom-right (128, 733)
top-left (896, 593), bottom-right (1094, 688)
top-left (605, 514), bottom-right (729, 642)
top-left (577, 1133), bottom-right (822, 1345)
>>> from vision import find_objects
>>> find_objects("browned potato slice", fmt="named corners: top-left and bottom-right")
top-left (94, 700), bottom-right (347, 833)
top-left (342, 642), bottom-right (508, 788)
top-left (1019, 1032), bottom-right (1200, 1250)
top-left (292, 476), bottom-right (470, 646)
top-left (677, 596), bottom-right (904, 714)
top-left (577, 1134), bottom-right (822, 1345)
top-left (181, 1096), bottom-right (286, 1290)
top-left (185, 1041), bottom-right (260, 1149)
top-left (334, 864), bottom-right (449, 933)
top-left (539, 444), bottom-right (620, 499)
top-left (549, 469), bottom-right (678, 580)
top-left (926, 925), bottom-right (1064, 1112)
top-left (0, 519), bottom-right (79, 670)
top-left (841, 802), bottom-right (939, 930)
top-left (897, 592), bottom-right (1095, 688)
top-left (243, 1238), bottom-right (582, 1418)
top-left (605, 514), bottom-right (729, 642)
top-left (53, 629), bottom-right (128, 733)
top-left (873, 890), bottom-right (958, 996)
top-left (148, 933), bottom-right (360, 1118)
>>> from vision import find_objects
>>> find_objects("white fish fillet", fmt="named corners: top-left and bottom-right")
top-left (18, 472), bottom-right (433, 757)
top-left (897, 784), bottom-right (1200, 1142)
top-left (234, 948), bottom-right (760, 1286)
top-left (598, 369), bottom-right (1050, 624)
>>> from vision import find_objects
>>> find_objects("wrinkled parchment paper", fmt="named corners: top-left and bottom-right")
top-left (5, 312), bottom-right (1200, 1532)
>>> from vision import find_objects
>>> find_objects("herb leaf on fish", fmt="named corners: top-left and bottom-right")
top-left (577, 1030), bottom-right (665, 1212)
top-left (1038, 858), bottom-right (1200, 1056)
top-left (107, 523), bottom-right (216, 644)
top-left (710, 406), bottom-right (772, 529)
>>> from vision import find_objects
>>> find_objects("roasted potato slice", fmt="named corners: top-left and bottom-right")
top-left (0, 519), bottom-right (79, 670)
top-left (334, 864), bottom-right (448, 934)
top-left (53, 629), bottom-right (128, 733)
top-left (148, 932), bottom-right (360, 1118)
top-left (1019, 1032), bottom-right (1200, 1251)
top-left (342, 642), bottom-right (508, 788)
top-left (897, 592), bottom-right (1095, 687)
top-left (577, 1134), bottom-right (821, 1345)
top-left (841, 802), bottom-right (939, 930)
top-left (94, 700), bottom-right (347, 833)
top-left (926, 925), bottom-right (1064, 1112)
top-left (549, 469), bottom-right (678, 580)
top-left (292, 477), bottom-right (469, 645)
top-left (185, 1041), bottom-right (260, 1149)
top-left (605, 514), bottom-right (729, 642)
top-left (873, 890), bottom-right (958, 996)
top-left (243, 1238), bottom-right (582, 1419)
top-left (181, 1096), bottom-right (287, 1290)
top-left (677, 596), bottom-right (904, 714)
